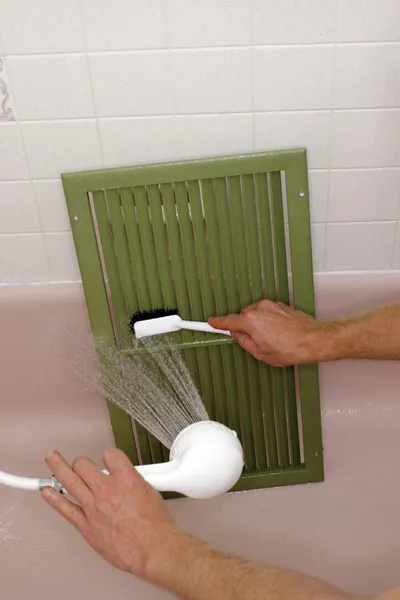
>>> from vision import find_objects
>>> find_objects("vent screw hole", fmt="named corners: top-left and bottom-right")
top-left (73, 214), bottom-right (79, 221)
top-left (299, 190), bottom-right (305, 197)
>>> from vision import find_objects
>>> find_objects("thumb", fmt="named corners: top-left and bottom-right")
top-left (208, 314), bottom-right (249, 333)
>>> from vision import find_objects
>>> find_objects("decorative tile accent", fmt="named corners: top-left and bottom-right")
top-left (0, 59), bottom-right (16, 122)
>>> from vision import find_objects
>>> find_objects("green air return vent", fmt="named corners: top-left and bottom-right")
top-left (62, 149), bottom-right (323, 492)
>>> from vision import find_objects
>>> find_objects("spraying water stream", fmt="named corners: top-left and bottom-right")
top-left (72, 334), bottom-right (209, 449)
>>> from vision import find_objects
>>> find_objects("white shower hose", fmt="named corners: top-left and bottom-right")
top-left (0, 421), bottom-right (244, 499)
top-left (0, 471), bottom-right (57, 491)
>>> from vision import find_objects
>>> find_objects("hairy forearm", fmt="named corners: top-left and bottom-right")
top-left (146, 532), bottom-right (358, 600)
top-left (314, 304), bottom-right (400, 363)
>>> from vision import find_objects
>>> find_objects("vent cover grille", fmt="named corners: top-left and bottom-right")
top-left (62, 150), bottom-right (323, 492)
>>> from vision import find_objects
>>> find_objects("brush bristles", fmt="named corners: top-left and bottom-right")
top-left (129, 308), bottom-right (179, 332)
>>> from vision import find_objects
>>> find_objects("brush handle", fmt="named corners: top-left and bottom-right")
top-left (180, 320), bottom-right (231, 336)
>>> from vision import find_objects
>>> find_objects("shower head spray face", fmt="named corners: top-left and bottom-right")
top-left (134, 421), bottom-right (244, 498)
top-left (0, 421), bottom-right (244, 500)
top-left (170, 421), bottom-right (244, 498)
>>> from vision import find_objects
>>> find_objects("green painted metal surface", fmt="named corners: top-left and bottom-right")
top-left (62, 149), bottom-right (324, 491)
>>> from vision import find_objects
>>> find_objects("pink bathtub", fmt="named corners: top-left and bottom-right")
top-left (0, 272), bottom-right (399, 599)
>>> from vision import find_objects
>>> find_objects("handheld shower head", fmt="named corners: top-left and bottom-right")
top-left (136, 421), bottom-right (244, 499)
top-left (0, 421), bottom-right (244, 500)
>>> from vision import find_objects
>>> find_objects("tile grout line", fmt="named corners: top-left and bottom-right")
top-left (0, 232), bottom-right (72, 238)
top-left (2, 40), bottom-right (400, 58)
top-left (161, 0), bottom-right (179, 157)
top-left (76, 0), bottom-right (105, 168)
top-left (1, 166), bottom-right (400, 185)
top-left (1, 107), bottom-right (398, 125)
top-left (323, 0), bottom-right (340, 272)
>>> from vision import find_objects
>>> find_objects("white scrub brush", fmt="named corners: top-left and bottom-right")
top-left (130, 309), bottom-right (231, 339)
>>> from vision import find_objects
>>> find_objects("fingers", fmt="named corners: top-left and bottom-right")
top-left (275, 301), bottom-right (291, 314)
top-left (73, 457), bottom-right (107, 491)
top-left (240, 303), bottom-right (256, 314)
top-left (42, 487), bottom-right (87, 531)
top-left (232, 332), bottom-right (262, 360)
top-left (208, 314), bottom-right (251, 334)
top-left (45, 451), bottom-right (92, 505)
top-left (209, 301), bottom-right (287, 333)
top-left (102, 448), bottom-right (134, 475)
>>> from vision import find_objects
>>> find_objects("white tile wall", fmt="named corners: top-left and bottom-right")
top-left (172, 49), bottom-right (252, 114)
top-left (44, 232), bottom-right (80, 281)
top-left (0, 234), bottom-right (50, 283)
top-left (99, 117), bottom-right (178, 166)
top-left (174, 114), bottom-right (253, 160)
top-left (0, 124), bottom-right (29, 180)
top-left (89, 52), bottom-right (174, 117)
top-left (254, 46), bottom-right (334, 111)
top-left (0, 182), bottom-right (40, 233)
top-left (255, 112), bottom-right (331, 169)
top-left (6, 55), bottom-right (94, 120)
top-left (33, 180), bottom-right (71, 232)
top-left (167, 0), bottom-right (253, 48)
top-left (0, 0), bottom-right (85, 54)
top-left (81, 0), bottom-right (168, 51)
top-left (333, 44), bottom-right (400, 109)
top-left (325, 222), bottom-right (398, 271)
top-left (328, 169), bottom-right (400, 222)
top-left (21, 120), bottom-right (103, 178)
top-left (0, 0), bottom-right (399, 283)
top-left (308, 171), bottom-right (330, 223)
top-left (331, 110), bottom-right (400, 168)
top-left (336, 0), bottom-right (400, 43)
top-left (311, 224), bottom-right (326, 272)
top-left (254, 0), bottom-right (337, 45)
